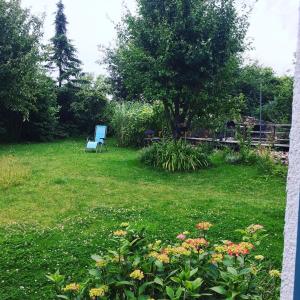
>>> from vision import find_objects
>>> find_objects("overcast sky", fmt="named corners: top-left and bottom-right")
top-left (21, 0), bottom-right (299, 76)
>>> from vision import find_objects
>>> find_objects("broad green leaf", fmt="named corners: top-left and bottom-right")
top-left (210, 286), bottom-right (227, 295)
top-left (166, 286), bottom-right (175, 299)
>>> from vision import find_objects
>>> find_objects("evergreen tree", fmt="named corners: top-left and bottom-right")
top-left (49, 0), bottom-right (81, 87)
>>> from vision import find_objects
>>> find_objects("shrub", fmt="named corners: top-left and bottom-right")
top-left (105, 101), bottom-right (166, 147)
top-left (140, 140), bottom-right (210, 172)
top-left (255, 147), bottom-right (288, 179)
top-left (224, 145), bottom-right (287, 179)
top-left (48, 222), bottom-right (280, 300)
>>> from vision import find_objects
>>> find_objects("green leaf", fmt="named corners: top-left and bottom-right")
top-left (115, 281), bottom-right (134, 287)
top-left (191, 278), bottom-right (203, 289)
top-left (239, 268), bottom-right (251, 275)
top-left (125, 289), bottom-right (136, 299)
top-left (210, 286), bottom-right (227, 295)
top-left (190, 268), bottom-right (198, 277)
top-left (227, 267), bottom-right (238, 275)
top-left (88, 269), bottom-right (101, 278)
top-left (175, 287), bottom-right (183, 298)
top-left (154, 277), bottom-right (164, 286)
top-left (166, 286), bottom-right (175, 299)
top-left (155, 260), bottom-right (163, 270)
top-left (138, 282), bottom-right (153, 295)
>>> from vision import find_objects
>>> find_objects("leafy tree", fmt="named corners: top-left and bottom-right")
top-left (262, 76), bottom-right (293, 123)
top-left (235, 63), bottom-right (293, 123)
top-left (49, 0), bottom-right (81, 88)
top-left (70, 75), bottom-right (109, 133)
top-left (106, 0), bottom-right (249, 136)
top-left (21, 72), bottom-right (59, 141)
top-left (236, 63), bottom-right (280, 117)
top-left (0, 0), bottom-right (43, 141)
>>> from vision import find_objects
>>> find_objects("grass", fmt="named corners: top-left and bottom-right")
top-left (0, 139), bottom-right (286, 299)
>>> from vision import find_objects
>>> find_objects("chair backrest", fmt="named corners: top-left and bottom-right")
top-left (95, 125), bottom-right (107, 142)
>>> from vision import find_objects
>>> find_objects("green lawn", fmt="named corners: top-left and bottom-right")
top-left (0, 139), bottom-right (286, 299)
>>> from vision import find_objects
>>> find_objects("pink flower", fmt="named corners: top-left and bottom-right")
top-left (176, 233), bottom-right (186, 240)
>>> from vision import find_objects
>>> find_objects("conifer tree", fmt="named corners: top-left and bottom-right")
top-left (49, 0), bottom-right (81, 87)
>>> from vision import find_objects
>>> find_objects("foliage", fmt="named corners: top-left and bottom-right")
top-left (70, 75), bottom-right (109, 134)
top-left (21, 72), bottom-right (60, 141)
top-left (105, 0), bottom-right (249, 135)
top-left (140, 140), bottom-right (210, 172)
top-left (0, 0), bottom-right (44, 141)
top-left (49, 222), bottom-right (280, 300)
top-left (255, 147), bottom-right (288, 179)
top-left (0, 140), bottom-right (285, 299)
top-left (262, 76), bottom-right (293, 123)
top-left (236, 63), bottom-right (293, 123)
top-left (223, 143), bottom-right (287, 179)
top-left (48, 0), bottom-right (82, 87)
top-left (105, 101), bottom-right (165, 147)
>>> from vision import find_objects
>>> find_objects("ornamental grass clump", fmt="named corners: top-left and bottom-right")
top-left (48, 222), bottom-right (280, 299)
top-left (140, 139), bottom-right (210, 172)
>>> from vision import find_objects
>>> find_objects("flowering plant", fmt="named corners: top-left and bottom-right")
top-left (47, 223), bottom-right (280, 299)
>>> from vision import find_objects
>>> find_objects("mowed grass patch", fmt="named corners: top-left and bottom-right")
top-left (0, 139), bottom-right (286, 299)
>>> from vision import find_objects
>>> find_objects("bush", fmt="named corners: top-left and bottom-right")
top-left (140, 140), bottom-right (210, 172)
top-left (223, 145), bottom-right (287, 179)
top-left (255, 147), bottom-right (288, 179)
top-left (48, 222), bottom-right (281, 300)
top-left (105, 101), bottom-right (166, 147)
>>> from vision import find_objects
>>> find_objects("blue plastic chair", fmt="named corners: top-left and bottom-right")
top-left (86, 125), bottom-right (107, 152)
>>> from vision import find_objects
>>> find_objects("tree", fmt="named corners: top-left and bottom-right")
top-left (0, 0), bottom-right (43, 141)
top-left (235, 63), bottom-right (293, 123)
top-left (262, 76), bottom-right (293, 123)
top-left (49, 0), bottom-right (81, 87)
top-left (106, 0), bottom-right (249, 136)
top-left (21, 72), bottom-right (59, 141)
top-left (70, 75), bottom-right (108, 133)
top-left (236, 63), bottom-right (280, 116)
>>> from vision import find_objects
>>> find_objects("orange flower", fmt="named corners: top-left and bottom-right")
top-left (113, 230), bottom-right (127, 237)
top-left (196, 222), bottom-right (213, 230)
top-left (226, 242), bottom-right (254, 256)
top-left (185, 238), bottom-right (208, 249)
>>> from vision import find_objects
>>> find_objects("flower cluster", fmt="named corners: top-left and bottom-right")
top-left (149, 251), bottom-right (170, 263)
top-left (196, 222), bottom-right (213, 231)
top-left (95, 258), bottom-right (107, 268)
top-left (63, 283), bottom-right (80, 292)
top-left (269, 269), bottom-right (281, 278)
top-left (89, 285), bottom-right (108, 299)
top-left (246, 224), bottom-right (264, 234)
top-left (113, 230), bottom-right (127, 237)
top-left (51, 222), bottom-right (280, 300)
top-left (130, 269), bottom-right (144, 280)
top-left (225, 241), bottom-right (254, 256)
top-left (163, 246), bottom-right (191, 256)
top-left (185, 238), bottom-right (208, 249)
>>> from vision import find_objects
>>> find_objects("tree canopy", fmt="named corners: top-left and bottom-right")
top-left (0, 0), bottom-right (44, 140)
top-left (106, 0), bottom-right (249, 135)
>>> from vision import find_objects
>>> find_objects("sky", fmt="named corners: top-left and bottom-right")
top-left (21, 0), bottom-right (299, 76)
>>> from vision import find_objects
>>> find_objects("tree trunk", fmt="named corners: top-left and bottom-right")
top-left (281, 3), bottom-right (300, 299)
